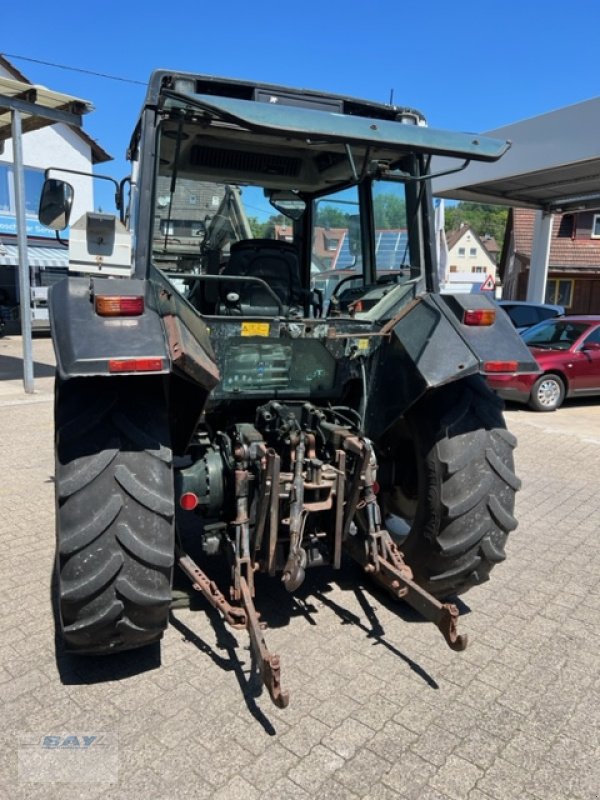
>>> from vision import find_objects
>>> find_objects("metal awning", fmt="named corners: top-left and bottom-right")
top-left (0, 75), bottom-right (94, 143)
top-left (0, 244), bottom-right (69, 268)
top-left (1, 74), bottom-right (94, 393)
top-left (433, 96), bottom-right (600, 213)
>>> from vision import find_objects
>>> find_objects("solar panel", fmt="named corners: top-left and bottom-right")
top-left (326, 229), bottom-right (410, 270)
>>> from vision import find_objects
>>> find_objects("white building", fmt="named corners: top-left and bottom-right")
top-left (442, 224), bottom-right (497, 294)
top-left (0, 55), bottom-right (111, 330)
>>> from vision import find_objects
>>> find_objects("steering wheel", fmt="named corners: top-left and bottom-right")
top-left (331, 274), bottom-right (364, 299)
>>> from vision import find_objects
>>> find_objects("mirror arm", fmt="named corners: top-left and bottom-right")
top-left (54, 230), bottom-right (69, 248)
top-left (44, 167), bottom-right (122, 209)
top-left (379, 158), bottom-right (471, 183)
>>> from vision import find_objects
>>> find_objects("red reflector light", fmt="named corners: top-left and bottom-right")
top-left (108, 358), bottom-right (164, 373)
top-left (484, 361), bottom-right (518, 373)
top-left (180, 492), bottom-right (199, 511)
top-left (463, 309), bottom-right (496, 326)
top-left (95, 295), bottom-right (144, 316)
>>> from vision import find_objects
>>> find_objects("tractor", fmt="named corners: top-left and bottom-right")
top-left (41, 71), bottom-right (536, 706)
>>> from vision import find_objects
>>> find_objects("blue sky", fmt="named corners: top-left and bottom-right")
top-left (3, 0), bottom-right (599, 211)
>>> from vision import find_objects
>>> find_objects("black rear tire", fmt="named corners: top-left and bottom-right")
top-left (381, 376), bottom-right (520, 597)
top-left (54, 376), bottom-right (174, 653)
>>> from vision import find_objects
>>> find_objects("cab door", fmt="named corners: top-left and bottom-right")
top-left (572, 325), bottom-right (600, 393)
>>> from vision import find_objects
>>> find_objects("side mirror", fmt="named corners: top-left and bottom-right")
top-left (38, 179), bottom-right (74, 231)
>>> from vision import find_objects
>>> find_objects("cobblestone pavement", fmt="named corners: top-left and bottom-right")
top-left (1, 335), bottom-right (599, 799)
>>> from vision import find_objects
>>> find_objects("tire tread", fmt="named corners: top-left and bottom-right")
top-left (394, 376), bottom-right (519, 597)
top-left (55, 377), bottom-right (174, 653)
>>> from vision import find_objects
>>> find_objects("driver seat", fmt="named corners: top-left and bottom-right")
top-left (219, 239), bottom-right (303, 315)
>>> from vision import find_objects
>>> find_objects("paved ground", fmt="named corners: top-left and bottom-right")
top-left (1, 334), bottom-right (599, 800)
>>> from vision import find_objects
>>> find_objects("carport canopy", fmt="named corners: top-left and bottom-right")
top-left (432, 97), bottom-right (600, 306)
top-left (433, 96), bottom-right (600, 214)
top-left (0, 75), bottom-right (94, 393)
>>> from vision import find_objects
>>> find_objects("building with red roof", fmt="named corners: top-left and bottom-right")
top-left (500, 208), bottom-right (600, 313)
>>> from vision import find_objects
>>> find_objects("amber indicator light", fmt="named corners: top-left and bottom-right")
top-left (95, 296), bottom-right (144, 316)
top-left (463, 309), bottom-right (496, 326)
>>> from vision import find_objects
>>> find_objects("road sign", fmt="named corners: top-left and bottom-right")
top-left (480, 274), bottom-right (495, 292)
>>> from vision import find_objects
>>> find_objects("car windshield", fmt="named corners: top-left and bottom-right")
top-left (522, 320), bottom-right (588, 349)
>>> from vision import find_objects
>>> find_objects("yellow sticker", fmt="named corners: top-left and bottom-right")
top-left (357, 338), bottom-right (370, 351)
top-left (241, 321), bottom-right (270, 337)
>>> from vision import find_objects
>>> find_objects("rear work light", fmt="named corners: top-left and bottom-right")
top-left (463, 309), bottom-right (496, 326)
top-left (483, 360), bottom-right (518, 373)
top-left (108, 358), bottom-right (164, 373)
top-left (95, 295), bottom-right (145, 316)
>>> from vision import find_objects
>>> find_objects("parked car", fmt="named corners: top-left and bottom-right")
top-left (496, 300), bottom-right (565, 333)
top-left (487, 316), bottom-right (600, 411)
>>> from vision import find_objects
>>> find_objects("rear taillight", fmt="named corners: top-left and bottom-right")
top-left (463, 309), bottom-right (496, 326)
top-left (95, 295), bottom-right (144, 316)
top-left (483, 360), bottom-right (518, 373)
top-left (108, 358), bottom-right (164, 373)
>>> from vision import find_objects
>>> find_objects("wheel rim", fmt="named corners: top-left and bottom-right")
top-left (536, 378), bottom-right (561, 408)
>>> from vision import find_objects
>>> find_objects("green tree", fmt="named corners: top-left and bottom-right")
top-left (373, 193), bottom-right (406, 229)
top-left (247, 214), bottom-right (287, 238)
top-left (315, 205), bottom-right (352, 228)
top-left (247, 216), bottom-right (264, 238)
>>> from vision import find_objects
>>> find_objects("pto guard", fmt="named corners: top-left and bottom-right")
top-left (365, 293), bottom-right (538, 442)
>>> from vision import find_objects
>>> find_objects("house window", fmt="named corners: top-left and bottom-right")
top-left (159, 218), bottom-right (205, 237)
top-left (472, 266), bottom-right (487, 273)
top-left (469, 247), bottom-right (477, 257)
top-left (558, 214), bottom-right (574, 238)
top-left (545, 279), bottom-right (573, 307)
top-left (450, 265), bottom-right (457, 272)
top-left (458, 247), bottom-right (465, 257)
top-left (592, 214), bottom-right (600, 239)
top-left (325, 237), bottom-right (339, 251)
top-left (0, 164), bottom-right (45, 216)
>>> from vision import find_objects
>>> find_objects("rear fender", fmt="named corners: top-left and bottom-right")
top-left (51, 273), bottom-right (221, 455)
top-left (50, 273), bottom-right (219, 389)
top-left (50, 277), bottom-right (170, 379)
top-left (365, 292), bottom-right (538, 441)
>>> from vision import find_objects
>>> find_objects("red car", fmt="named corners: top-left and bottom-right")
top-left (487, 315), bottom-right (600, 411)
